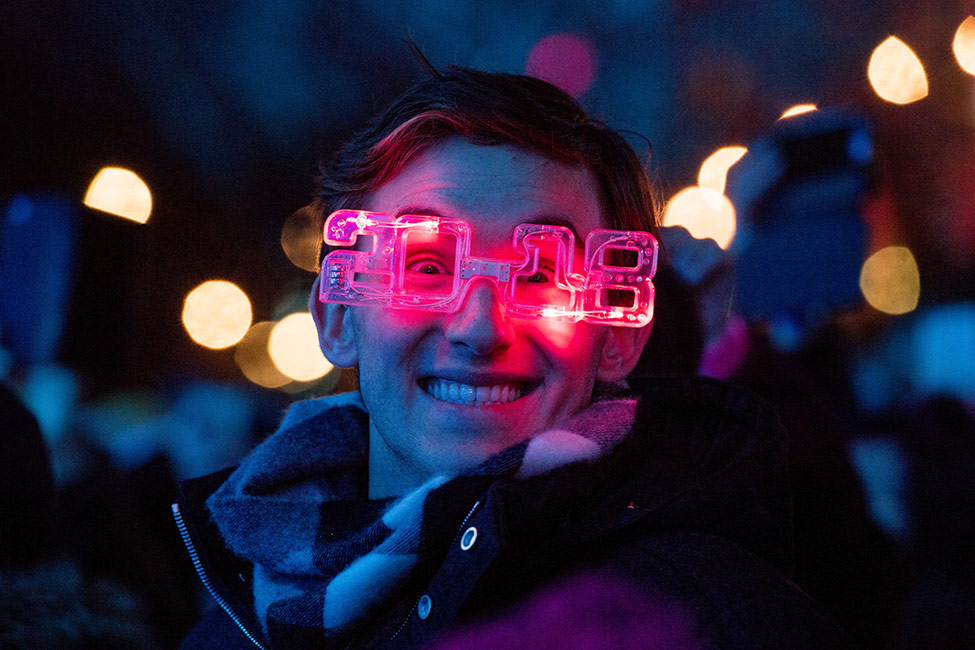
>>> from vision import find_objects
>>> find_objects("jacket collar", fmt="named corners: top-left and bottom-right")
top-left (176, 375), bottom-right (795, 643)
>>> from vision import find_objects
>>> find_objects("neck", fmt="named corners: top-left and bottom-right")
top-left (367, 420), bottom-right (426, 499)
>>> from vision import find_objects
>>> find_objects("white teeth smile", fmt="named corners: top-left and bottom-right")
top-left (423, 379), bottom-right (528, 406)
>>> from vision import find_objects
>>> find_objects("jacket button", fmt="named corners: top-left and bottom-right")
top-left (460, 526), bottom-right (478, 551)
top-left (417, 594), bottom-right (432, 620)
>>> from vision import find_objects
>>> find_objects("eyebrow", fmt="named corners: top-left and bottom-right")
top-left (394, 205), bottom-right (585, 245)
top-left (394, 205), bottom-right (447, 220)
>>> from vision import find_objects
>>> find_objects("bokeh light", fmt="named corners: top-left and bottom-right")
top-left (697, 146), bottom-right (747, 204)
top-left (662, 186), bottom-right (737, 250)
top-left (859, 246), bottom-right (920, 315)
top-left (234, 321), bottom-right (292, 388)
top-left (953, 16), bottom-right (975, 75)
top-left (182, 281), bottom-right (253, 349)
top-left (268, 312), bottom-right (333, 381)
top-left (83, 167), bottom-right (153, 223)
top-left (281, 206), bottom-right (322, 273)
top-left (868, 36), bottom-right (928, 105)
top-left (525, 33), bottom-right (598, 97)
top-left (779, 104), bottom-right (818, 119)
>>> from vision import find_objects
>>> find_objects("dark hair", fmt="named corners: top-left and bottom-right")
top-left (313, 66), bottom-right (658, 260)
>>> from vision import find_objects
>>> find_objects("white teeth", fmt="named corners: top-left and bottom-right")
top-left (423, 379), bottom-right (527, 405)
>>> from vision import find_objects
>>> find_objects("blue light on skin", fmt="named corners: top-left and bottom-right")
top-left (312, 138), bottom-right (651, 499)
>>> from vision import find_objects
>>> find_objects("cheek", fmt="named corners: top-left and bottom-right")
top-left (524, 320), bottom-right (606, 372)
top-left (353, 306), bottom-right (438, 339)
top-left (352, 308), bottom-right (440, 369)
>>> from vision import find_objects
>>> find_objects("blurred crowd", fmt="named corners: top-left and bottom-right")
top-left (4, 263), bottom-right (973, 649)
top-left (2, 111), bottom-right (974, 650)
top-left (1, 371), bottom-right (288, 649)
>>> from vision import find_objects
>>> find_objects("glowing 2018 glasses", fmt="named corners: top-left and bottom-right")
top-left (319, 210), bottom-right (658, 327)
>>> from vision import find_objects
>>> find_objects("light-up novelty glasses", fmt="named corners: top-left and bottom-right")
top-left (319, 210), bottom-right (658, 327)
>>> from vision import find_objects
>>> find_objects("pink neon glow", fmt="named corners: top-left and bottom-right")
top-left (525, 33), bottom-right (599, 97)
top-left (319, 210), bottom-right (656, 327)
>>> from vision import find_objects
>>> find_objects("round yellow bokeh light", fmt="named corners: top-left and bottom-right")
top-left (84, 167), bottom-right (153, 223)
top-left (779, 104), bottom-right (818, 120)
top-left (662, 186), bottom-right (737, 250)
top-left (268, 312), bottom-right (333, 381)
top-left (698, 146), bottom-right (748, 201)
top-left (859, 246), bottom-right (920, 315)
top-left (182, 281), bottom-right (252, 349)
top-left (868, 36), bottom-right (928, 105)
top-left (235, 321), bottom-right (292, 388)
top-left (953, 16), bottom-right (975, 76)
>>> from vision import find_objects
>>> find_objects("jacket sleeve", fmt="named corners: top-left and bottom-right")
top-left (585, 530), bottom-right (854, 650)
top-left (430, 527), bottom-right (852, 650)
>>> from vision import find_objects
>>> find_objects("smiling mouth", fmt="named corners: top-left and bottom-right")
top-left (421, 378), bottom-right (537, 406)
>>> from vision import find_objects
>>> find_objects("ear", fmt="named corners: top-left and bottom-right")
top-left (310, 276), bottom-right (359, 368)
top-left (595, 321), bottom-right (654, 382)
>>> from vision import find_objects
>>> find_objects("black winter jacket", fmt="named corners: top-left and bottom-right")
top-left (175, 376), bottom-right (849, 649)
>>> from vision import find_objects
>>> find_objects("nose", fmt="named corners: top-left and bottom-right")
top-left (443, 280), bottom-right (514, 356)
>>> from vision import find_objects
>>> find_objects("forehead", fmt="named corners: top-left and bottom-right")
top-left (367, 137), bottom-right (605, 241)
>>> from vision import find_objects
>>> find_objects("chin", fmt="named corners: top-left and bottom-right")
top-left (429, 431), bottom-right (532, 473)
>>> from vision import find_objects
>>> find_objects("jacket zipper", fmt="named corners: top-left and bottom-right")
top-left (172, 502), bottom-right (268, 650)
top-left (389, 499), bottom-right (482, 641)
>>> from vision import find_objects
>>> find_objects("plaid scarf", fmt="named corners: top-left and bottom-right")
top-left (207, 386), bottom-right (636, 648)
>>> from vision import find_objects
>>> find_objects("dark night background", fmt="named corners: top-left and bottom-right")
top-left (2, 2), bottom-right (975, 649)
top-left (3, 0), bottom-right (973, 395)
